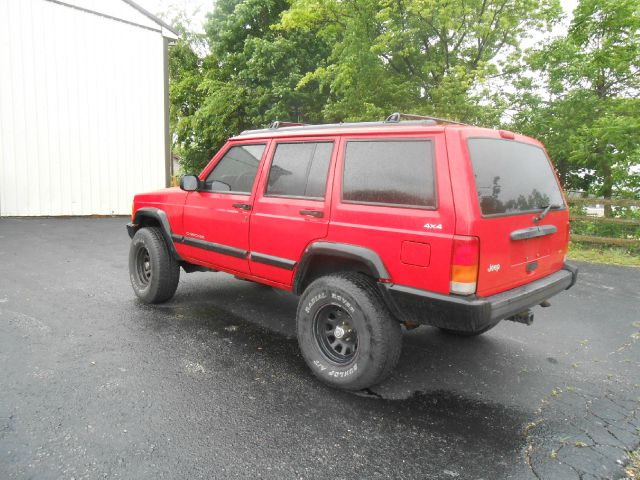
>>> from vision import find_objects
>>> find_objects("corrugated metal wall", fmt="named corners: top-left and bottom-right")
top-left (0, 0), bottom-right (167, 216)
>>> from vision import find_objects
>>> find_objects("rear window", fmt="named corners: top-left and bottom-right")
top-left (342, 140), bottom-right (435, 208)
top-left (468, 138), bottom-right (565, 216)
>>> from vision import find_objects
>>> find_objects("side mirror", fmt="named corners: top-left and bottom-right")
top-left (180, 175), bottom-right (199, 192)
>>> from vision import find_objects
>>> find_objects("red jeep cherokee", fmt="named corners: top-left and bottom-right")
top-left (127, 113), bottom-right (578, 391)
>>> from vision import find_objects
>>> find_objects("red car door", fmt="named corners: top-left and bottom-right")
top-left (248, 138), bottom-right (337, 285)
top-left (178, 142), bottom-right (269, 274)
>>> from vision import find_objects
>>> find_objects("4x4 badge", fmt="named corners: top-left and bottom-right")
top-left (423, 223), bottom-right (443, 230)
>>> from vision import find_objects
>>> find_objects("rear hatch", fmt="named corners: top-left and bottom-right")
top-left (466, 137), bottom-right (569, 297)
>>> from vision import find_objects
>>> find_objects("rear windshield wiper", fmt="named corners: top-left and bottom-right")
top-left (534, 203), bottom-right (561, 223)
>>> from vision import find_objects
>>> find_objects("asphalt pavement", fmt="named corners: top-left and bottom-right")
top-left (0, 217), bottom-right (638, 479)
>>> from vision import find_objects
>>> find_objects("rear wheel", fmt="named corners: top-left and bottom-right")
top-left (296, 272), bottom-right (402, 391)
top-left (129, 227), bottom-right (180, 304)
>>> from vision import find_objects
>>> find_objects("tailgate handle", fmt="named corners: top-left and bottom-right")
top-left (511, 225), bottom-right (557, 241)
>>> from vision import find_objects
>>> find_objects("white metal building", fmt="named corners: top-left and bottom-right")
top-left (0, 0), bottom-right (178, 216)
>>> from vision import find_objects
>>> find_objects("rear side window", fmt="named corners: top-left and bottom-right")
top-left (342, 140), bottom-right (435, 208)
top-left (266, 142), bottom-right (333, 199)
top-left (203, 144), bottom-right (266, 194)
top-left (468, 139), bottom-right (565, 216)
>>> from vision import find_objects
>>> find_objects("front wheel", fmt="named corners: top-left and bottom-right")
top-left (129, 227), bottom-right (180, 304)
top-left (296, 273), bottom-right (402, 391)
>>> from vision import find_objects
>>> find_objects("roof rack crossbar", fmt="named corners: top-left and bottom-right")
top-left (269, 120), bottom-right (308, 129)
top-left (385, 112), bottom-right (468, 126)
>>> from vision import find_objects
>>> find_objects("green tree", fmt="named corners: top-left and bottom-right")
top-left (170, 0), bottom-right (330, 173)
top-left (279, 0), bottom-right (560, 123)
top-left (167, 18), bottom-right (208, 173)
top-left (512, 0), bottom-right (640, 211)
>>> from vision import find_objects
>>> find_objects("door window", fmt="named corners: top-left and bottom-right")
top-left (342, 140), bottom-right (436, 208)
top-left (265, 142), bottom-right (333, 199)
top-left (203, 144), bottom-right (266, 194)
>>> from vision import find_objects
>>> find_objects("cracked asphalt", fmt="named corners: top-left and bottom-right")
top-left (0, 217), bottom-right (639, 479)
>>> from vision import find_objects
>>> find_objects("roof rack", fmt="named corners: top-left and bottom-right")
top-left (269, 120), bottom-right (308, 129)
top-left (385, 112), bottom-right (468, 126)
top-left (239, 112), bottom-right (469, 136)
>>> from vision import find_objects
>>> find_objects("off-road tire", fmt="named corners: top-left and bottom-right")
top-left (438, 322), bottom-right (498, 337)
top-left (296, 272), bottom-right (402, 391)
top-left (129, 227), bottom-right (180, 304)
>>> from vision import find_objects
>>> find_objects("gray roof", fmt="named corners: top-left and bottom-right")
top-left (121, 0), bottom-right (179, 37)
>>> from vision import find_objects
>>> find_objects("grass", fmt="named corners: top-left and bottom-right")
top-left (568, 242), bottom-right (640, 267)
top-left (627, 449), bottom-right (640, 479)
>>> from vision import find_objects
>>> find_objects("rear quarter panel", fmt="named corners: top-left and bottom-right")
top-left (325, 131), bottom-right (456, 294)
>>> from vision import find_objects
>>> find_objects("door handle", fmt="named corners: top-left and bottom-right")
top-left (232, 203), bottom-right (252, 211)
top-left (299, 209), bottom-right (324, 218)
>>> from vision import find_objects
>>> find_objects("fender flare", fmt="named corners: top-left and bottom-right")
top-left (129, 207), bottom-right (182, 261)
top-left (292, 241), bottom-right (390, 295)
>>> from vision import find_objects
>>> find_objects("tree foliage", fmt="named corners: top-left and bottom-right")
top-left (511, 0), bottom-right (640, 205)
top-left (168, 17), bottom-right (209, 173)
top-left (168, 0), bottom-right (640, 201)
top-left (279, 0), bottom-right (560, 123)
top-left (170, 0), bottom-right (330, 173)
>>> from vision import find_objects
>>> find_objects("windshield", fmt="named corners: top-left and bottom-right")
top-left (467, 138), bottom-right (565, 216)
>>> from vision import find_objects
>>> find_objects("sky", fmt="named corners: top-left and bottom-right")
top-left (137, 0), bottom-right (581, 37)
top-left (136, 0), bottom-right (210, 32)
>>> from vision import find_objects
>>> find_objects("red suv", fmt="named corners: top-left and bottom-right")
top-left (127, 113), bottom-right (578, 390)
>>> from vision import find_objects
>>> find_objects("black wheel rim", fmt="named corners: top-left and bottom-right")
top-left (135, 246), bottom-right (152, 286)
top-left (313, 304), bottom-right (358, 364)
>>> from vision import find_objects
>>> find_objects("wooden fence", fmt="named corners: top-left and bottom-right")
top-left (567, 197), bottom-right (640, 247)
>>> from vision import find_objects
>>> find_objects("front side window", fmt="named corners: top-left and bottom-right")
top-left (266, 142), bottom-right (333, 199)
top-left (203, 144), bottom-right (266, 194)
top-left (342, 140), bottom-right (436, 208)
top-left (467, 138), bottom-right (565, 216)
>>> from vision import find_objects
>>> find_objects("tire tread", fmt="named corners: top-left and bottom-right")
top-left (129, 227), bottom-right (180, 303)
top-left (296, 272), bottom-right (402, 390)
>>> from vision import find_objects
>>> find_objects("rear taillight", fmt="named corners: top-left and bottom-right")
top-left (450, 235), bottom-right (479, 295)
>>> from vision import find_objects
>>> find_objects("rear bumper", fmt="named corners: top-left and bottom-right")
top-left (381, 263), bottom-right (578, 332)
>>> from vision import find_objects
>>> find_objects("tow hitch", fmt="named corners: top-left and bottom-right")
top-left (506, 309), bottom-right (534, 325)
